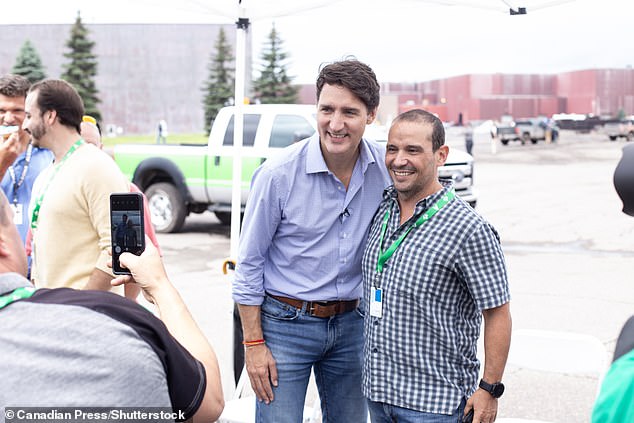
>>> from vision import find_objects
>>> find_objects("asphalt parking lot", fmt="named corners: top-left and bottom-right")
top-left (155, 129), bottom-right (634, 422)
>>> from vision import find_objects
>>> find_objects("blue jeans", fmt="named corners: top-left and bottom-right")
top-left (367, 399), bottom-right (465, 423)
top-left (255, 295), bottom-right (367, 423)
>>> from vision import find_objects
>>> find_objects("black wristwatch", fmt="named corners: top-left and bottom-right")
top-left (479, 379), bottom-right (505, 398)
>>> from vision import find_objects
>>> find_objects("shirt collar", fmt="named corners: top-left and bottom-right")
top-left (0, 272), bottom-right (33, 296)
top-left (384, 179), bottom-right (454, 212)
top-left (305, 133), bottom-right (377, 175)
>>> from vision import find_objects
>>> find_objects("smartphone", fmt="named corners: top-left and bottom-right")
top-left (110, 193), bottom-right (145, 275)
top-left (462, 408), bottom-right (474, 423)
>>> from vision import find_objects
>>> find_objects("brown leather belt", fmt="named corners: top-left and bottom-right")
top-left (270, 294), bottom-right (359, 318)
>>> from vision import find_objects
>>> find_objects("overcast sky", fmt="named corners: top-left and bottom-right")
top-left (2, 0), bottom-right (633, 84)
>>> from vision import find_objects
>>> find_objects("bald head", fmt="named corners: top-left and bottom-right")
top-left (81, 121), bottom-right (102, 149)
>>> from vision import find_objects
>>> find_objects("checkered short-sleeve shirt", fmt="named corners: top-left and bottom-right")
top-left (361, 182), bottom-right (510, 414)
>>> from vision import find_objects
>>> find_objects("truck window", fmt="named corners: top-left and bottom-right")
top-left (269, 114), bottom-right (316, 148)
top-left (223, 114), bottom-right (261, 146)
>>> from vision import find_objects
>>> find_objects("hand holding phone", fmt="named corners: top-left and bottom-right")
top-left (110, 193), bottom-right (145, 275)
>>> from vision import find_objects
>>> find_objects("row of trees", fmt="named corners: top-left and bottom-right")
top-left (12, 16), bottom-right (297, 133)
top-left (12, 13), bottom-right (101, 120)
top-left (202, 24), bottom-right (298, 132)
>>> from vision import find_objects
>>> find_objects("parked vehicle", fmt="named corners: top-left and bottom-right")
top-left (114, 104), bottom-right (478, 232)
top-left (604, 118), bottom-right (634, 141)
top-left (514, 119), bottom-right (547, 144)
top-left (494, 115), bottom-right (520, 145)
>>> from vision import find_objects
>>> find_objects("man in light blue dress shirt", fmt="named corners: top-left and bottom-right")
top-left (0, 75), bottom-right (53, 274)
top-left (233, 59), bottom-right (391, 423)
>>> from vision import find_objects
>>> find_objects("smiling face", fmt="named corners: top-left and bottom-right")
top-left (386, 119), bottom-right (448, 204)
top-left (22, 91), bottom-right (49, 148)
top-left (0, 94), bottom-right (28, 144)
top-left (316, 83), bottom-right (376, 165)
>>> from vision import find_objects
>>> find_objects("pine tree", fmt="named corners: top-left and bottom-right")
top-left (202, 28), bottom-right (235, 133)
top-left (253, 23), bottom-right (298, 104)
top-left (12, 40), bottom-right (47, 84)
top-left (61, 12), bottom-right (101, 121)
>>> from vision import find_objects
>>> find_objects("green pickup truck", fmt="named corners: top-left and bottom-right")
top-left (114, 104), bottom-right (477, 232)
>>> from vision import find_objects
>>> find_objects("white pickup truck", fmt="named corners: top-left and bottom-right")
top-left (115, 104), bottom-right (477, 232)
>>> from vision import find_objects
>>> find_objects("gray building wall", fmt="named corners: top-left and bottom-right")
top-left (0, 23), bottom-right (250, 134)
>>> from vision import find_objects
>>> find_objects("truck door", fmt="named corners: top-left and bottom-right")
top-left (206, 113), bottom-right (262, 206)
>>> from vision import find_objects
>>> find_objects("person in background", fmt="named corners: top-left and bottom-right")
top-left (361, 109), bottom-right (511, 423)
top-left (465, 123), bottom-right (474, 155)
top-left (80, 115), bottom-right (161, 255)
top-left (0, 189), bottom-right (224, 421)
top-left (0, 74), bottom-right (53, 275)
top-left (79, 114), bottom-right (161, 301)
top-left (233, 59), bottom-right (391, 423)
top-left (24, 79), bottom-right (129, 291)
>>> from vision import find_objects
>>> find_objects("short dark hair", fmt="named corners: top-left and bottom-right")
top-left (316, 59), bottom-right (380, 112)
top-left (29, 79), bottom-right (84, 133)
top-left (0, 74), bottom-right (30, 98)
top-left (392, 109), bottom-right (445, 151)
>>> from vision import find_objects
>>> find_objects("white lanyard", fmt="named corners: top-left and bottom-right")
top-left (8, 143), bottom-right (33, 204)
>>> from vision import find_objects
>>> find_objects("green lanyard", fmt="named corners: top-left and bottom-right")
top-left (0, 286), bottom-right (36, 310)
top-left (30, 139), bottom-right (85, 229)
top-left (376, 189), bottom-right (455, 274)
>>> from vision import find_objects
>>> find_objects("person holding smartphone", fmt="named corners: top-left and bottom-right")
top-left (0, 189), bottom-right (224, 421)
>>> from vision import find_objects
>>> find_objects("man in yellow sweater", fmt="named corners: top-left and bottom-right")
top-left (22, 79), bottom-right (129, 291)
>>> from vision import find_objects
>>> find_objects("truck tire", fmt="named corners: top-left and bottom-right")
top-left (501, 139), bottom-right (509, 146)
top-left (521, 133), bottom-right (531, 145)
top-left (145, 182), bottom-right (186, 233)
top-left (609, 136), bottom-right (618, 141)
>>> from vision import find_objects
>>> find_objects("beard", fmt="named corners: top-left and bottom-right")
top-left (28, 122), bottom-right (47, 147)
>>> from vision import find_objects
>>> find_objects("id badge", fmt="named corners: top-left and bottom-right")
top-left (370, 286), bottom-right (383, 318)
top-left (11, 203), bottom-right (23, 225)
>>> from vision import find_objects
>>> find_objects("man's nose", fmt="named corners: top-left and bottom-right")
top-left (392, 150), bottom-right (409, 166)
top-left (329, 112), bottom-right (345, 131)
top-left (2, 112), bottom-right (19, 125)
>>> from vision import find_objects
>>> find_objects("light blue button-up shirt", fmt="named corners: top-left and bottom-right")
top-left (233, 133), bottom-right (391, 305)
top-left (1, 146), bottom-right (54, 243)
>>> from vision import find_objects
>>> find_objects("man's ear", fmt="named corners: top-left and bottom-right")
top-left (436, 145), bottom-right (449, 166)
top-left (45, 110), bottom-right (57, 125)
top-left (366, 108), bottom-right (377, 125)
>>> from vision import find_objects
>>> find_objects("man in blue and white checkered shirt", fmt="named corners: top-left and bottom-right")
top-left (361, 109), bottom-right (512, 423)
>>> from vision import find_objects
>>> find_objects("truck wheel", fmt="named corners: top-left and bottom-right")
top-left (531, 139), bottom-right (538, 144)
top-left (146, 182), bottom-right (186, 233)
top-left (522, 133), bottom-right (531, 145)
top-left (501, 139), bottom-right (509, 146)
top-left (609, 136), bottom-right (618, 141)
